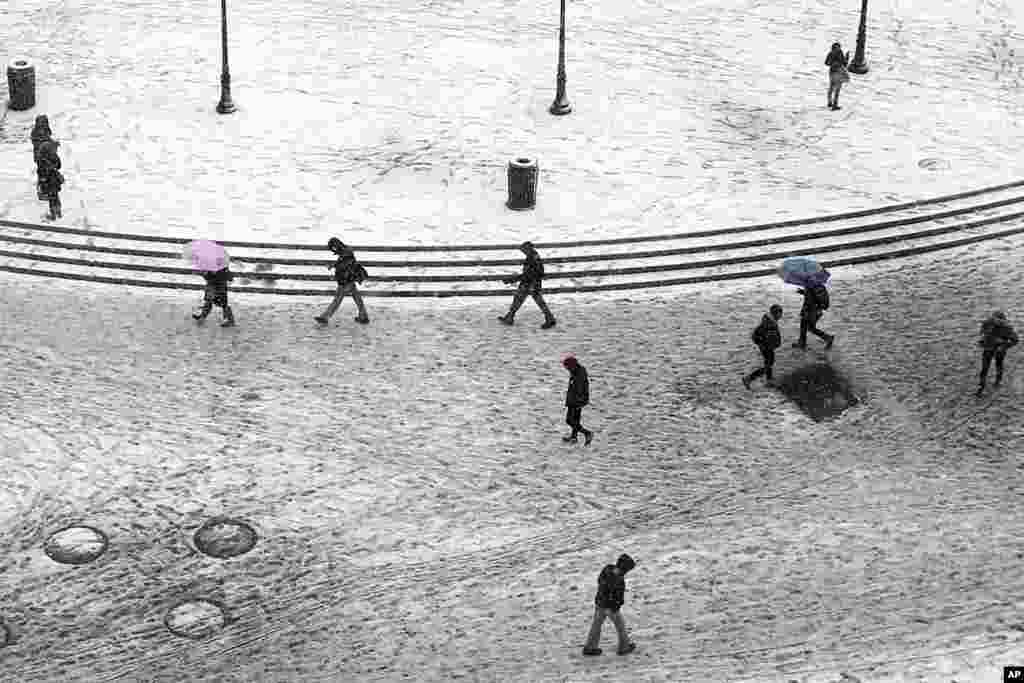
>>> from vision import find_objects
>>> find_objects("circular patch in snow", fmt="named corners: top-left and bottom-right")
top-left (43, 525), bottom-right (109, 565)
top-left (164, 599), bottom-right (227, 640)
top-left (193, 518), bottom-right (258, 559)
top-left (918, 157), bottom-right (950, 171)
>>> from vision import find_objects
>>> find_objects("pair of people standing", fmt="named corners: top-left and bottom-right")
top-left (30, 115), bottom-right (64, 220)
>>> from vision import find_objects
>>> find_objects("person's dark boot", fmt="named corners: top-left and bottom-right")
top-left (824, 334), bottom-right (835, 350)
top-left (220, 306), bottom-right (236, 327)
top-left (582, 648), bottom-right (602, 656)
top-left (742, 375), bottom-right (753, 390)
top-left (562, 434), bottom-right (578, 444)
top-left (994, 373), bottom-right (1003, 387)
top-left (193, 305), bottom-right (212, 321)
top-left (354, 315), bottom-right (370, 324)
top-left (583, 430), bottom-right (593, 446)
top-left (617, 642), bottom-right (637, 656)
top-left (976, 384), bottom-right (985, 398)
top-left (498, 314), bottom-right (514, 326)
top-left (314, 316), bottom-right (328, 324)
top-left (541, 318), bottom-right (557, 329)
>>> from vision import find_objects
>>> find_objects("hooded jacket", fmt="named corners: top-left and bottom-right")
top-left (752, 313), bottom-right (782, 350)
top-left (509, 250), bottom-right (545, 287)
top-left (565, 362), bottom-right (589, 407)
top-left (594, 565), bottom-right (627, 611)
top-left (979, 316), bottom-right (1019, 350)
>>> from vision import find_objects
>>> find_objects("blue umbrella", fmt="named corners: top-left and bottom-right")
top-left (779, 256), bottom-right (828, 287)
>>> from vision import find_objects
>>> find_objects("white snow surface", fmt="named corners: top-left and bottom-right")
top-left (0, 0), bottom-right (1022, 246)
top-left (0, 237), bottom-right (1022, 682)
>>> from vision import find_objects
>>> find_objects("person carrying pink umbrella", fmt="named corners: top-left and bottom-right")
top-left (185, 240), bottom-right (236, 327)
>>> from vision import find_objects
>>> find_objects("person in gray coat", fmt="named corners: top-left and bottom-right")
top-left (498, 241), bottom-right (557, 329)
top-left (316, 237), bottom-right (370, 325)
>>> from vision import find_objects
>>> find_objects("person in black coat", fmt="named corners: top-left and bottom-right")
top-left (582, 553), bottom-right (637, 656)
top-left (498, 241), bottom-right (556, 329)
top-left (316, 237), bottom-right (370, 325)
top-left (744, 304), bottom-right (783, 389)
top-left (976, 310), bottom-right (1018, 396)
top-left (562, 355), bottom-right (593, 445)
top-left (193, 267), bottom-right (236, 326)
top-left (793, 278), bottom-right (834, 350)
top-left (825, 42), bottom-right (850, 110)
top-left (36, 138), bottom-right (63, 220)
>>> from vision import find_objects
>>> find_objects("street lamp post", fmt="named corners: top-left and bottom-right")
top-left (848, 0), bottom-right (869, 74)
top-left (549, 0), bottom-right (572, 116)
top-left (216, 0), bottom-right (237, 114)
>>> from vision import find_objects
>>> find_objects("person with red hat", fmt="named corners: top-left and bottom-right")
top-left (563, 355), bottom-right (593, 445)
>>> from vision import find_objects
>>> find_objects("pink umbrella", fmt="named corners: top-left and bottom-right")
top-left (184, 240), bottom-right (230, 272)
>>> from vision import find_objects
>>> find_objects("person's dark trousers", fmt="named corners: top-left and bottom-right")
top-left (797, 310), bottom-right (829, 347)
top-left (979, 348), bottom-right (1007, 387)
top-left (566, 406), bottom-right (590, 439)
top-left (507, 282), bottom-right (555, 322)
top-left (745, 346), bottom-right (775, 384)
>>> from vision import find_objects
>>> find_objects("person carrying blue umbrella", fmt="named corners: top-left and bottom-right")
top-left (779, 257), bottom-right (835, 351)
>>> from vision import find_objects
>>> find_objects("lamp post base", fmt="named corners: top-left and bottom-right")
top-left (549, 96), bottom-right (572, 116)
top-left (848, 60), bottom-right (868, 75)
top-left (216, 100), bottom-right (237, 114)
top-left (216, 72), bottom-right (236, 114)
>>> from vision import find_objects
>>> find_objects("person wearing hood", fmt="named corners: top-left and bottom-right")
top-left (793, 274), bottom-right (834, 350)
top-left (562, 355), bottom-right (593, 446)
top-left (30, 114), bottom-right (53, 165)
top-left (316, 237), bottom-right (370, 325)
top-left (498, 241), bottom-right (557, 329)
top-left (36, 138), bottom-right (63, 220)
top-left (825, 42), bottom-right (850, 110)
top-left (744, 304), bottom-right (783, 389)
top-left (976, 310), bottom-right (1018, 396)
top-left (582, 553), bottom-right (637, 657)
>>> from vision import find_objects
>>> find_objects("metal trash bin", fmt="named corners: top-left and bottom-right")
top-left (7, 59), bottom-right (36, 111)
top-left (506, 157), bottom-right (538, 211)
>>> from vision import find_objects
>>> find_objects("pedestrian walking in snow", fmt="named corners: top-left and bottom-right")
top-left (562, 355), bottom-right (593, 446)
top-left (193, 267), bottom-right (236, 327)
top-left (315, 237), bottom-right (370, 325)
top-left (976, 310), bottom-right (1018, 396)
top-left (826, 42), bottom-right (851, 110)
top-left (744, 304), bottom-right (783, 389)
top-left (30, 115), bottom-right (53, 166)
top-left (582, 553), bottom-right (637, 656)
top-left (793, 276), bottom-right (834, 350)
top-left (498, 241), bottom-right (557, 329)
top-left (36, 138), bottom-right (63, 220)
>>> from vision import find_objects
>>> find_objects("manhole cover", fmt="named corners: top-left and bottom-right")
top-left (193, 518), bottom-right (258, 559)
top-left (164, 599), bottom-right (227, 640)
top-left (918, 158), bottom-right (949, 171)
top-left (43, 525), bottom-right (109, 565)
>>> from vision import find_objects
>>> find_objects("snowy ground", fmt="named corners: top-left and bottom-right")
top-left (0, 235), bottom-right (1022, 682)
top-left (0, 0), bottom-right (1022, 246)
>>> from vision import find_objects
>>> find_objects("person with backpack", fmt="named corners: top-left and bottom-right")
top-left (582, 553), bottom-right (637, 656)
top-left (976, 310), bottom-right (1018, 396)
top-left (192, 266), bottom-right (236, 327)
top-left (825, 42), bottom-right (851, 110)
top-left (498, 241), bottom-right (557, 329)
top-left (316, 237), bottom-right (370, 325)
top-left (793, 277), bottom-right (834, 350)
top-left (744, 304), bottom-right (783, 389)
top-left (562, 355), bottom-right (593, 446)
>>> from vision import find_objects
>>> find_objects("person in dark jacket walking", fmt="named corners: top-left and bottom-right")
top-left (793, 279), bottom-right (834, 350)
top-left (825, 42), bottom-right (850, 110)
top-left (744, 304), bottom-right (783, 389)
top-left (36, 138), bottom-right (63, 220)
top-left (976, 311), bottom-right (1018, 396)
top-left (498, 241), bottom-right (556, 329)
top-left (582, 553), bottom-right (637, 656)
top-left (562, 355), bottom-right (593, 445)
top-left (30, 115), bottom-right (53, 165)
top-left (193, 267), bottom-right (236, 326)
top-left (316, 237), bottom-right (369, 325)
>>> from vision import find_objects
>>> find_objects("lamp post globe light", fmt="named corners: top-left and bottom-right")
top-left (216, 0), bottom-right (237, 114)
top-left (549, 0), bottom-right (572, 116)
top-left (848, 0), bottom-right (869, 74)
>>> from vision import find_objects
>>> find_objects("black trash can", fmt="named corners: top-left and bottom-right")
top-left (7, 59), bottom-right (35, 111)
top-left (506, 157), bottom-right (538, 211)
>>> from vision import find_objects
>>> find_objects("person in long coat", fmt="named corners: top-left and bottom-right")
top-left (976, 310), bottom-right (1018, 396)
top-left (825, 42), bottom-right (850, 110)
top-left (316, 237), bottom-right (370, 325)
top-left (563, 355), bottom-right (593, 445)
top-left (36, 138), bottom-right (63, 220)
top-left (30, 114), bottom-right (53, 165)
top-left (793, 280), bottom-right (834, 350)
top-left (193, 267), bottom-right (236, 327)
top-left (582, 553), bottom-right (637, 656)
top-left (498, 241), bottom-right (556, 329)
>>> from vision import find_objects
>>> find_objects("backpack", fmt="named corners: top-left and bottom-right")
top-left (810, 285), bottom-right (830, 310)
top-left (354, 263), bottom-right (367, 283)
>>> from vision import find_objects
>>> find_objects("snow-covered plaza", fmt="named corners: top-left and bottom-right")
top-left (1, 0), bottom-right (1023, 680)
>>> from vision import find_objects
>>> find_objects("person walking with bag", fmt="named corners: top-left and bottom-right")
top-left (582, 553), bottom-right (637, 656)
top-left (744, 304), bottom-right (783, 389)
top-left (193, 266), bottom-right (236, 327)
top-left (793, 277), bottom-right (834, 350)
top-left (498, 241), bottom-right (557, 329)
top-left (826, 42), bottom-right (851, 110)
top-left (976, 310), bottom-right (1018, 396)
top-left (316, 237), bottom-right (370, 325)
top-left (562, 355), bottom-right (593, 446)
